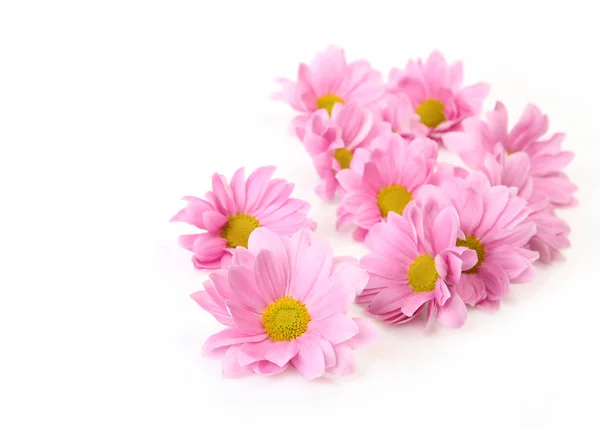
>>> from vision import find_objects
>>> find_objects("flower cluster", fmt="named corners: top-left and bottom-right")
top-left (172, 46), bottom-right (576, 380)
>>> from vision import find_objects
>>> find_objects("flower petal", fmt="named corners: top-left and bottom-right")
top-left (436, 290), bottom-right (467, 328)
top-left (254, 249), bottom-right (287, 302)
top-left (309, 315), bottom-right (359, 345)
top-left (291, 336), bottom-right (326, 380)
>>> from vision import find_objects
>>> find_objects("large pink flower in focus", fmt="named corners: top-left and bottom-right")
top-left (171, 167), bottom-right (316, 270)
top-left (388, 51), bottom-right (490, 142)
top-left (302, 103), bottom-right (390, 201)
top-left (444, 102), bottom-right (577, 206)
top-left (424, 172), bottom-right (538, 311)
top-left (274, 45), bottom-right (386, 139)
top-left (191, 228), bottom-right (378, 379)
top-left (357, 196), bottom-right (478, 328)
top-left (336, 133), bottom-right (437, 242)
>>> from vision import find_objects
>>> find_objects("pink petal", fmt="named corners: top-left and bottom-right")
top-left (245, 166), bottom-right (277, 213)
top-left (226, 300), bottom-right (264, 335)
top-left (190, 289), bottom-right (232, 326)
top-left (436, 247), bottom-right (478, 285)
top-left (436, 290), bottom-right (467, 328)
top-left (264, 339), bottom-right (300, 367)
top-left (252, 360), bottom-right (288, 375)
top-left (346, 317), bottom-right (379, 349)
top-left (290, 240), bottom-right (333, 302)
top-left (291, 336), bottom-right (326, 380)
top-left (230, 167), bottom-right (247, 212)
top-left (431, 206), bottom-right (460, 254)
top-left (191, 233), bottom-right (227, 265)
top-left (202, 328), bottom-right (267, 358)
top-left (247, 227), bottom-right (290, 288)
top-left (309, 315), bottom-right (359, 345)
top-left (254, 249), bottom-right (287, 302)
top-left (228, 265), bottom-right (268, 312)
top-left (230, 246), bottom-right (255, 267)
top-left (238, 338), bottom-right (275, 366)
top-left (222, 345), bottom-right (254, 378)
top-left (328, 344), bottom-right (356, 376)
top-left (202, 211), bottom-right (228, 234)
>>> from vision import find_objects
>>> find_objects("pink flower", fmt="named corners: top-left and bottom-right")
top-left (336, 133), bottom-right (437, 242)
top-left (388, 51), bottom-right (490, 141)
top-left (273, 45), bottom-right (386, 139)
top-left (301, 103), bottom-right (390, 201)
top-left (444, 102), bottom-right (577, 206)
top-left (466, 150), bottom-right (571, 263)
top-left (357, 196), bottom-right (478, 328)
top-left (422, 172), bottom-right (538, 311)
top-left (171, 167), bottom-right (316, 270)
top-left (191, 228), bottom-right (378, 379)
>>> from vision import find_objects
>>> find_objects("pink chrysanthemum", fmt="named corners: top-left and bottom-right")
top-left (357, 196), bottom-right (478, 328)
top-left (274, 45), bottom-right (386, 139)
top-left (302, 103), bottom-right (390, 201)
top-left (388, 51), bottom-right (490, 141)
top-left (336, 133), bottom-right (437, 242)
top-left (444, 102), bottom-right (577, 206)
top-left (171, 167), bottom-right (316, 270)
top-left (423, 172), bottom-right (538, 311)
top-left (447, 147), bottom-right (571, 263)
top-left (443, 112), bottom-right (573, 263)
top-left (191, 228), bottom-right (378, 379)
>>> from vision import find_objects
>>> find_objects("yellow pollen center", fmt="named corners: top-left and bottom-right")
top-left (220, 214), bottom-right (260, 248)
top-left (408, 254), bottom-right (439, 293)
top-left (262, 296), bottom-right (311, 342)
top-left (416, 99), bottom-right (446, 128)
top-left (334, 148), bottom-right (353, 170)
top-left (316, 94), bottom-right (345, 116)
top-left (456, 235), bottom-right (485, 274)
top-left (377, 185), bottom-right (413, 218)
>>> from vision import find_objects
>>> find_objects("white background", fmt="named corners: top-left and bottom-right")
top-left (1, 1), bottom-right (598, 429)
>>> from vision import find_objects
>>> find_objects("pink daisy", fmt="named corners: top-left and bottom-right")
top-left (441, 147), bottom-right (571, 264)
top-left (301, 102), bottom-right (390, 201)
top-left (388, 51), bottom-right (490, 141)
top-left (422, 172), bottom-right (538, 311)
top-left (171, 166), bottom-right (316, 270)
top-left (191, 228), bottom-right (378, 379)
top-left (357, 196), bottom-right (478, 328)
top-left (444, 102), bottom-right (577, 206)
top-left (336, 133), bottom-right (438, 242)
top-left (274, 45), bottom-right (386, 139)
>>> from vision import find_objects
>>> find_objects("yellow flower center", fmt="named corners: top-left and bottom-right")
top-left (408, 254), bottom-right (439, 293)
top-left (334, 148), bottom-right (353, 170)
top-left (377, 185), bottom-right (413, 218)
top-left (416, 99), bottom-right (446, 128)
top-left (262, 296), bottom-right (311, 342)
top-left (316, 94), bottom-right (344, 116)
top-left (220, 214), bottom-right (260, 248)
top-left (456, 235), bottom-right (485, 274)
